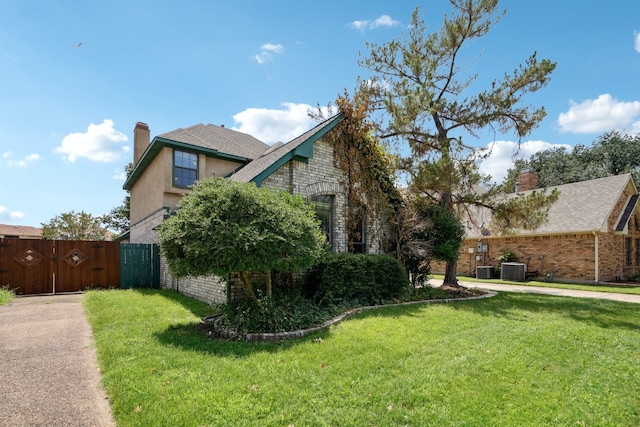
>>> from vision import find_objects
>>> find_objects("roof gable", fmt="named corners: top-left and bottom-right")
top-left (466, 173), bottom-right (635, 237)
top-left (229, 113), bottom-right (344, 186)
top-left (124, 124), bottom-right (269, 191)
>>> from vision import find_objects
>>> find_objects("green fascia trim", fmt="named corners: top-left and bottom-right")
top-left (252, 113), bottom-right (344, 187)
top-left (124, 137), bottom-right (250, 190)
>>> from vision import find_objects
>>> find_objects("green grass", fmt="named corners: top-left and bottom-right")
top-left (0, 287), bottom-right (15, 305)
top-left (85, 288), bottom-right (640, 426)
top-left (437, 274), bottom-right (640, 295)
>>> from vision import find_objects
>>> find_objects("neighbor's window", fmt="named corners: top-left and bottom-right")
top-left (310, 195), bottom-right (333, 249)
top-left (636, 238), bottom-right (640, 266)
top-left (626, 237), bottom-right (632, 266)
top-left (174, 150), bottom-right (198, 187)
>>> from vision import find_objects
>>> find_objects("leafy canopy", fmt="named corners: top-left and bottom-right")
top-left (158, 177), bottom-right (327, 281)
top-left (41, 210), bottom-right (108, 240)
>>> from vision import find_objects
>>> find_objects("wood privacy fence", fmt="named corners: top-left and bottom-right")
top-left (0, 238), bottom-right (159, 295)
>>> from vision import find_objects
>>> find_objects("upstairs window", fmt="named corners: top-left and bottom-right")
top-left (174, 150), bottom-right (198, 187)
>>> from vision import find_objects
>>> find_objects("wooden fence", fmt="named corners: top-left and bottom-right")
top-left (0, 238), bottom-right (159, 295)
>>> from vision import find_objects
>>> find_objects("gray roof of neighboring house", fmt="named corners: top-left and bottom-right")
top-left (466, 173), bottom-right (635, 238)
top-left (159, 124), bottom-right (269, 160)
top-left (0, 224), bottom-right (42, 238)
top-left (230, 113), bottom-right (344, 185)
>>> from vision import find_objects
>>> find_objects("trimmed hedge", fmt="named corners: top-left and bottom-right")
top-left (304, 253), bottom-right (410, 305)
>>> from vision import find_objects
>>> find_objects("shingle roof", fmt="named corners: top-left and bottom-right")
top-left (159, 124), bottom-right (268, 160)
top-left (466, 173), bottom-right (635, 237)
top-left (0, 224), bottom-right (42, 238)
top-left (230, 114), bottom-right (344, 185)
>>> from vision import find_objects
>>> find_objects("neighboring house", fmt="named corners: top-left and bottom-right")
top-left (0, 224), bottom-right (42, 239)
top-left (448, 170), bottom-right (640, 283)
top-left (124, 114), bottom-right (392, 303)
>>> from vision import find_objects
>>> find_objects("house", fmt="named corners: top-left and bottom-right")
top-left (0, 224), bottom-right (42, 239)
top-left (124, 114), bottom-right (392, 303)
top-left (452, 170), bottom-right (640, 283)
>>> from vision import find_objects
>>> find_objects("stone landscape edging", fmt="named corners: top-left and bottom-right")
top-left (243, 290), bottom-right (498, 342)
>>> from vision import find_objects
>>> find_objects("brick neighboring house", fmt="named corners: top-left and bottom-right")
top-left (450, 171), bottom-right (640, 283)
top-left (0, 224), bottom-right (42, 239)
top-left (124, 114), bottom-right (393, 304)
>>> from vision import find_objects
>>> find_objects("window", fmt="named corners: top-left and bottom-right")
top-left (174, 150), bottom-right (198, 187)
top-left (636, 238), bottom-right (640, 266)
top-left (310, 195), bottom-right (333, 249)
top-left (348, 207), bottom-right (366, 254)
top-left (349, 218), bottom-right (366, 253)
top-left (626, 237), bottom-right (632, 266)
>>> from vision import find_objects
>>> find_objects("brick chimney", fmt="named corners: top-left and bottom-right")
top-left (516, 169), bottom-right (538, 192)
top-left (133, 122), bottom-right (150, 165)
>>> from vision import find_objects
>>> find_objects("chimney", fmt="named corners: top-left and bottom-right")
top-left (133, 122), bottom-right (150, 165)
top-left (516, 169), bottom-right (538, 192)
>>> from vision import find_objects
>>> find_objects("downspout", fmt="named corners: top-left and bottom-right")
top-left (593, 231), bottom-right (599, 283)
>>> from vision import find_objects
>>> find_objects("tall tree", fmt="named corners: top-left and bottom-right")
top-left (41, 210), bottom-right (108, 240)
top-left (358, 1), bottom-right (559, 286)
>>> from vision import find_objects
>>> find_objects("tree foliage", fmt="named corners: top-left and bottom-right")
top-left (104, 162), bottom-right (132, 234)
top-left (358, 0), bottom-right (558, 286)
top-left (157, 177), bottom-right (327, 299)
top-left (504, 131), bottom-right (640, 187)
top-left (41, 210), bottom-right (108, 240)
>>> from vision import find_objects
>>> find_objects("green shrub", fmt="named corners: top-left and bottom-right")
top-left (215, 292), bottom-right (344, 335)
top-left (304, 253), bottom-right (410, 305)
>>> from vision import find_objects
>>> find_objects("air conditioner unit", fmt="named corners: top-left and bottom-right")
top-left (501, 262), bottom-right (526, 281)
top-left (476, 266), bottom-right (493, 279)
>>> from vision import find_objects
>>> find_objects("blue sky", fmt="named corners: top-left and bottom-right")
top-left (1, 0), bottom-right (639, 228)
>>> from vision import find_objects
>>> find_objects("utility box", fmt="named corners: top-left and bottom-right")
top-left (476, 266), bottom-right (493, 279)
top-left (501, 262), bottom-right (526, 281)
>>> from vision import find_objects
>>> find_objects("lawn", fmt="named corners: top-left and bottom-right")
top-left (0, 287), bottom-right (14, 306)
top-left (84, 288), bottom-right (640, 426)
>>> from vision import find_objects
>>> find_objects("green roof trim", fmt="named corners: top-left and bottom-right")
top-left (252, 113), bottom-right (344, 187)
top-left (123, 137), bottom-right (250, 190)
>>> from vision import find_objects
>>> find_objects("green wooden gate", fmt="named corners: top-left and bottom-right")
top-left (119, 243), bottom-right (160, 289)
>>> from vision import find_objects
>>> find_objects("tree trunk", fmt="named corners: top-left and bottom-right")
top-left (265, 269), bottom-right (272, 297)
top-left (443, 260), bottom-right (460, 287)
top-left (239, 271), bottom-right (258, 300)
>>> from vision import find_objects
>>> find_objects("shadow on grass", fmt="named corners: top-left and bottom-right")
top-left (154, 323), bottom-right (332, 357)
top-left (450, 292), bottom-right (640, 331)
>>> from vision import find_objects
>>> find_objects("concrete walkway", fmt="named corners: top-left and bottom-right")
top-left (0, 293), bottom-right (115, 427)
top-left (432, 279), bottom-right (640, 304)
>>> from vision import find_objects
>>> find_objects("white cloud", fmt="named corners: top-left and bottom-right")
top-left (6, 153), bottom-right (43, 167)
top-left (232, 103), bottom-right (328, 144)
top-left (0, 206), bottom-right (25, 221)
top-left (112, 168), bottom-right (127, 180)
top-left (635, 31), bottom-right (640, 53)
top-left (558, 94), bottom-right (640, 134)
top-left (349, 15), bottom-right (400, 31)
top-left (254, 43), bottom-right (284, 64)
top-left (55, 119), bottom-right (129, 163)
top-left (478, 140), bottom-right (571, 183)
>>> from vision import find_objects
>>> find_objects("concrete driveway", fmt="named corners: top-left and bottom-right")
top-left (0, 293), bottom-right (115, 427)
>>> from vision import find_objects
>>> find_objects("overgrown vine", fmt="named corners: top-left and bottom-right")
top-left (310, 90), bottom-right (402, 252)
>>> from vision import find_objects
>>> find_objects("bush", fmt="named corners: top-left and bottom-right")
top-left (215, 292), bottom-right (344, 335)
top-left (304, 253), bottom-right (410, 305)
